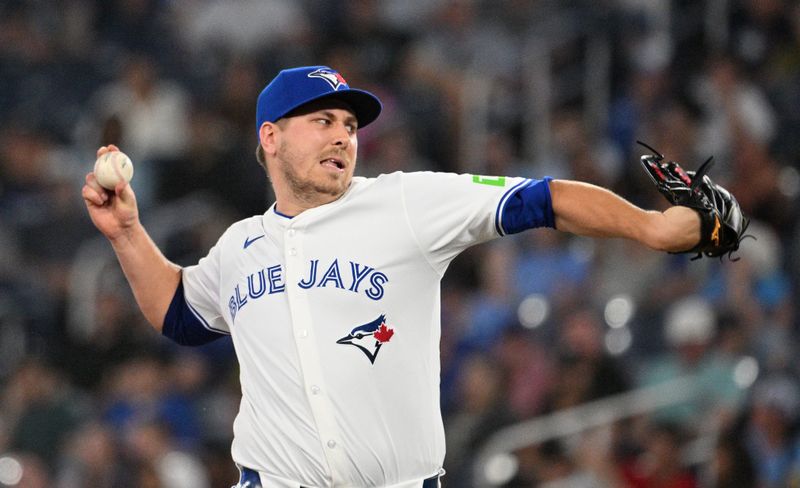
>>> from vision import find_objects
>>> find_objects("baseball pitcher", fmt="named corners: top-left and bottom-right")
top-left (81, 66), bottom-right (747, 488)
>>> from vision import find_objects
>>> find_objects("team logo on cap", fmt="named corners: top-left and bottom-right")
top-left (308, 68), bottom-right (348, 91)
top-left (336, 314), bottom-right (394, 364)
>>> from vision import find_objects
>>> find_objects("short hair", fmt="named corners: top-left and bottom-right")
top-left (255, 118), bottom-right (288, 171)
top-left (255, 144), bottom-right (266, 167)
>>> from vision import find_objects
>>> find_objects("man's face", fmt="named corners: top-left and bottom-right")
top-left (271, 99), bottom-right (359, 207)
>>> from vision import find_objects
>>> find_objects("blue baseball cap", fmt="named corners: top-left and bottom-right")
top-left (256, 66), bottom-right (382, 135)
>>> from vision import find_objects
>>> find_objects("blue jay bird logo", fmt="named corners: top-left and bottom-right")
top-left (308, 68), bottom-right (348, 91)
top-left (336, 314), bottom-right (395, 364)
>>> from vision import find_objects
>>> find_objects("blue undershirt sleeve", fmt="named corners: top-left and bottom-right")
top-left (162, 278), bottom-right (228, 346)
top-left (497, 176), bottom-right (556, 235)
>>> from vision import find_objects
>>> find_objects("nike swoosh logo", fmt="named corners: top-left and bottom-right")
top-left (243, 235), bottom-right (265, 249)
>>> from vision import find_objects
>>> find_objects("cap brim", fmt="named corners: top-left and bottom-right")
top-left (280, 89), bottom-right (383, 128)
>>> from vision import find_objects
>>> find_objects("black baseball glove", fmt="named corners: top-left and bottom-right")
top-left (637, 141), bottom-right (750, 260)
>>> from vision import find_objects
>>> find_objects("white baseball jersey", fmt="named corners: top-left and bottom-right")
top-left (174, 171), bottom-right (554, 487)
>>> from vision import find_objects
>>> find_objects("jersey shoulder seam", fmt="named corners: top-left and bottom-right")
top-left (207, 216), bottom-right (255, 329)
top-left (398, 172), bottom-right (444, 278)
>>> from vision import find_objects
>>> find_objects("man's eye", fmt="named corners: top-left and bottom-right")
top-left (316, 119), bottom-right (331, 125)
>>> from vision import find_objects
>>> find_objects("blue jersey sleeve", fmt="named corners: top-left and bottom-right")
top-left (496, 177), bottom-right (555, 235)
top-left (162, 279), bottom-right (229, 346)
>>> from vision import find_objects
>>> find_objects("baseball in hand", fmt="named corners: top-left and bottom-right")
top-left (94, 151), bottom-right (134, 190)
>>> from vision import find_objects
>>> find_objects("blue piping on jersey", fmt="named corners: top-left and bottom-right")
top-left (495, 177), bottom-right (555, 235)
top-left (163, 278), bottom-right (229, 346)
top-left (273, 206), bottom-right (294, 219)
top-left (495, 178), bottom-right (532, 235)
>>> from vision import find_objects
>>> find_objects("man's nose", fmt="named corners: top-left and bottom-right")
top-left (331, 124), bottom-right (351, 147)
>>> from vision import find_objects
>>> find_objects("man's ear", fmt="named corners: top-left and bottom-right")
top-left (259, 121), bottom-right (279, 157)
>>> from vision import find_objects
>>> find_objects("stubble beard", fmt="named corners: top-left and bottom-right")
top-left (277, 140), bottom-right (350, 206)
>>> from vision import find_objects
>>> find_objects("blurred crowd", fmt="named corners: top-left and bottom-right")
top-left (0, 0), bottom-right (799, 487)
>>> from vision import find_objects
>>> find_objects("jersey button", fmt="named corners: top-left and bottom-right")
top-left (327, 440), bottom-right (336, 449)
top-left (310, 385), bottom-right (320, 395)
top-left (289, 248), bottom-right (297, 256)
top-left (299, 330), bottom-right (308, 338)
top-left (288, 229), bottom-right (295, 237)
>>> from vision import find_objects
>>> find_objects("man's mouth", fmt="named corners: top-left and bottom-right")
top-left (320, 157), bottom-right (345, 171)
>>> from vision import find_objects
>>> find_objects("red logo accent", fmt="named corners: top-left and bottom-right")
top-left (674, 166), bottom-right (692, 185)
top-left (374, 323), bottom-right (394, 343)
top-left (335, 73), bottom-right (348, 86)
top-left (652, 165), bottom-right (666, 181)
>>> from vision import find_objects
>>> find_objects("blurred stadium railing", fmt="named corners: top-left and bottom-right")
top-left (472, 372), bottom-right (750, 487)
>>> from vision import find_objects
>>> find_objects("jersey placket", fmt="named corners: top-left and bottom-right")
top-left (282, 220), bottom-right (350, 486)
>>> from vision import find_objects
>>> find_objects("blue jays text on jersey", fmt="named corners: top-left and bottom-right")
top-left (228, 257), bottom-right (389, 322)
